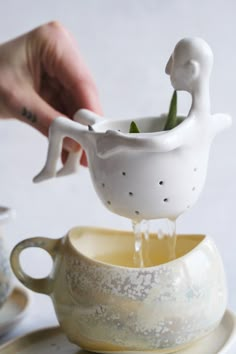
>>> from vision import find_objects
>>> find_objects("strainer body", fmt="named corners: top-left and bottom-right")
top-left (88, 141), bottom-right (210, 220)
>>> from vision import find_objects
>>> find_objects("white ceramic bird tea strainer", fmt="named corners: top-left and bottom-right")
top-left (34, 38), bottom-right (231, 221)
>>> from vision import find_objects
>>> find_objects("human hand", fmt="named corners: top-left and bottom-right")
top-left (0, 21), bottom-right (102, 165)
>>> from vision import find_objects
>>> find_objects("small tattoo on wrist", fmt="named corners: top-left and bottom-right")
top-left (21, 107), bottom-right (37, 123)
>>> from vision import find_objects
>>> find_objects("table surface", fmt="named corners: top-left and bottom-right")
top-left (0, 0), bottom-right (236, 352)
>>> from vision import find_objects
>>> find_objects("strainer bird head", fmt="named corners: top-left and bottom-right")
top-left (33, 38), bottom-right (231, 221)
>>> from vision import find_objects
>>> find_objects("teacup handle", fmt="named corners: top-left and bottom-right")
top-left (10, 237), bottom-right (61, 295)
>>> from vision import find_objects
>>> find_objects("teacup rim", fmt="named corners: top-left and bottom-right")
top-left (67, 226), bottom-right (209, 270)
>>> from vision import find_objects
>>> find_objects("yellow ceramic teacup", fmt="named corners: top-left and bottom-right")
top-left (10, 227), bottom-right (227, 353)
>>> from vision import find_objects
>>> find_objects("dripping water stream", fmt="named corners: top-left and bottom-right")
top-left (132, 218), bottom-right (177, 267)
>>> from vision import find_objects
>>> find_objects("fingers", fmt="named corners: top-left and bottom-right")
top-left (0, 21), bottom-right (98, 170)
top-left (12, 88), bottom-right (61, 136)
top-left (31, 22), bottom-right (103, 115)
top-left (61, 149), bottom-right (87, 167)
top-left (12, 89), bottom-right (81, 156)
top-left (0, 21), bottom-right (103, 122)
top-left (22, 90), bottom-right (88, 166)
top-left (80, 150), bottom-right (88, 167)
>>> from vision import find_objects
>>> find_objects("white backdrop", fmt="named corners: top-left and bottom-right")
top-left (0, 0), bottom-right (236, 351)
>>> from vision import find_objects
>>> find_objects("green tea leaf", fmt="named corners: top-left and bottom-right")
top-left (164, 90), bottom-right (178, 130)
top-left (176, 116), bottom-right (183, 126)
top-left (129, 121), bottom-right (140, 133)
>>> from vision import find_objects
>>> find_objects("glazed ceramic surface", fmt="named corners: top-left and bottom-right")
top-left (0, 207), bottom-right (13, 308)
top-left (0, 310), bottom-right (236, 354)
top-left (33, 38), bottom-right (231, 221)
top-left (0, 287), bottom-right (29, 336)
top-left (11, 227), bottom-right (227, 353)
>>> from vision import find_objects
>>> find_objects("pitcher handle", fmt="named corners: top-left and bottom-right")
top-left (10, 237), bottom-right (61, 295)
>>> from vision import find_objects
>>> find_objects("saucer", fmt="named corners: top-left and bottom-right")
top-left (0, 287), bottom-right (29, 336)
top-left (0, 310), bottom-right (235, 354)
